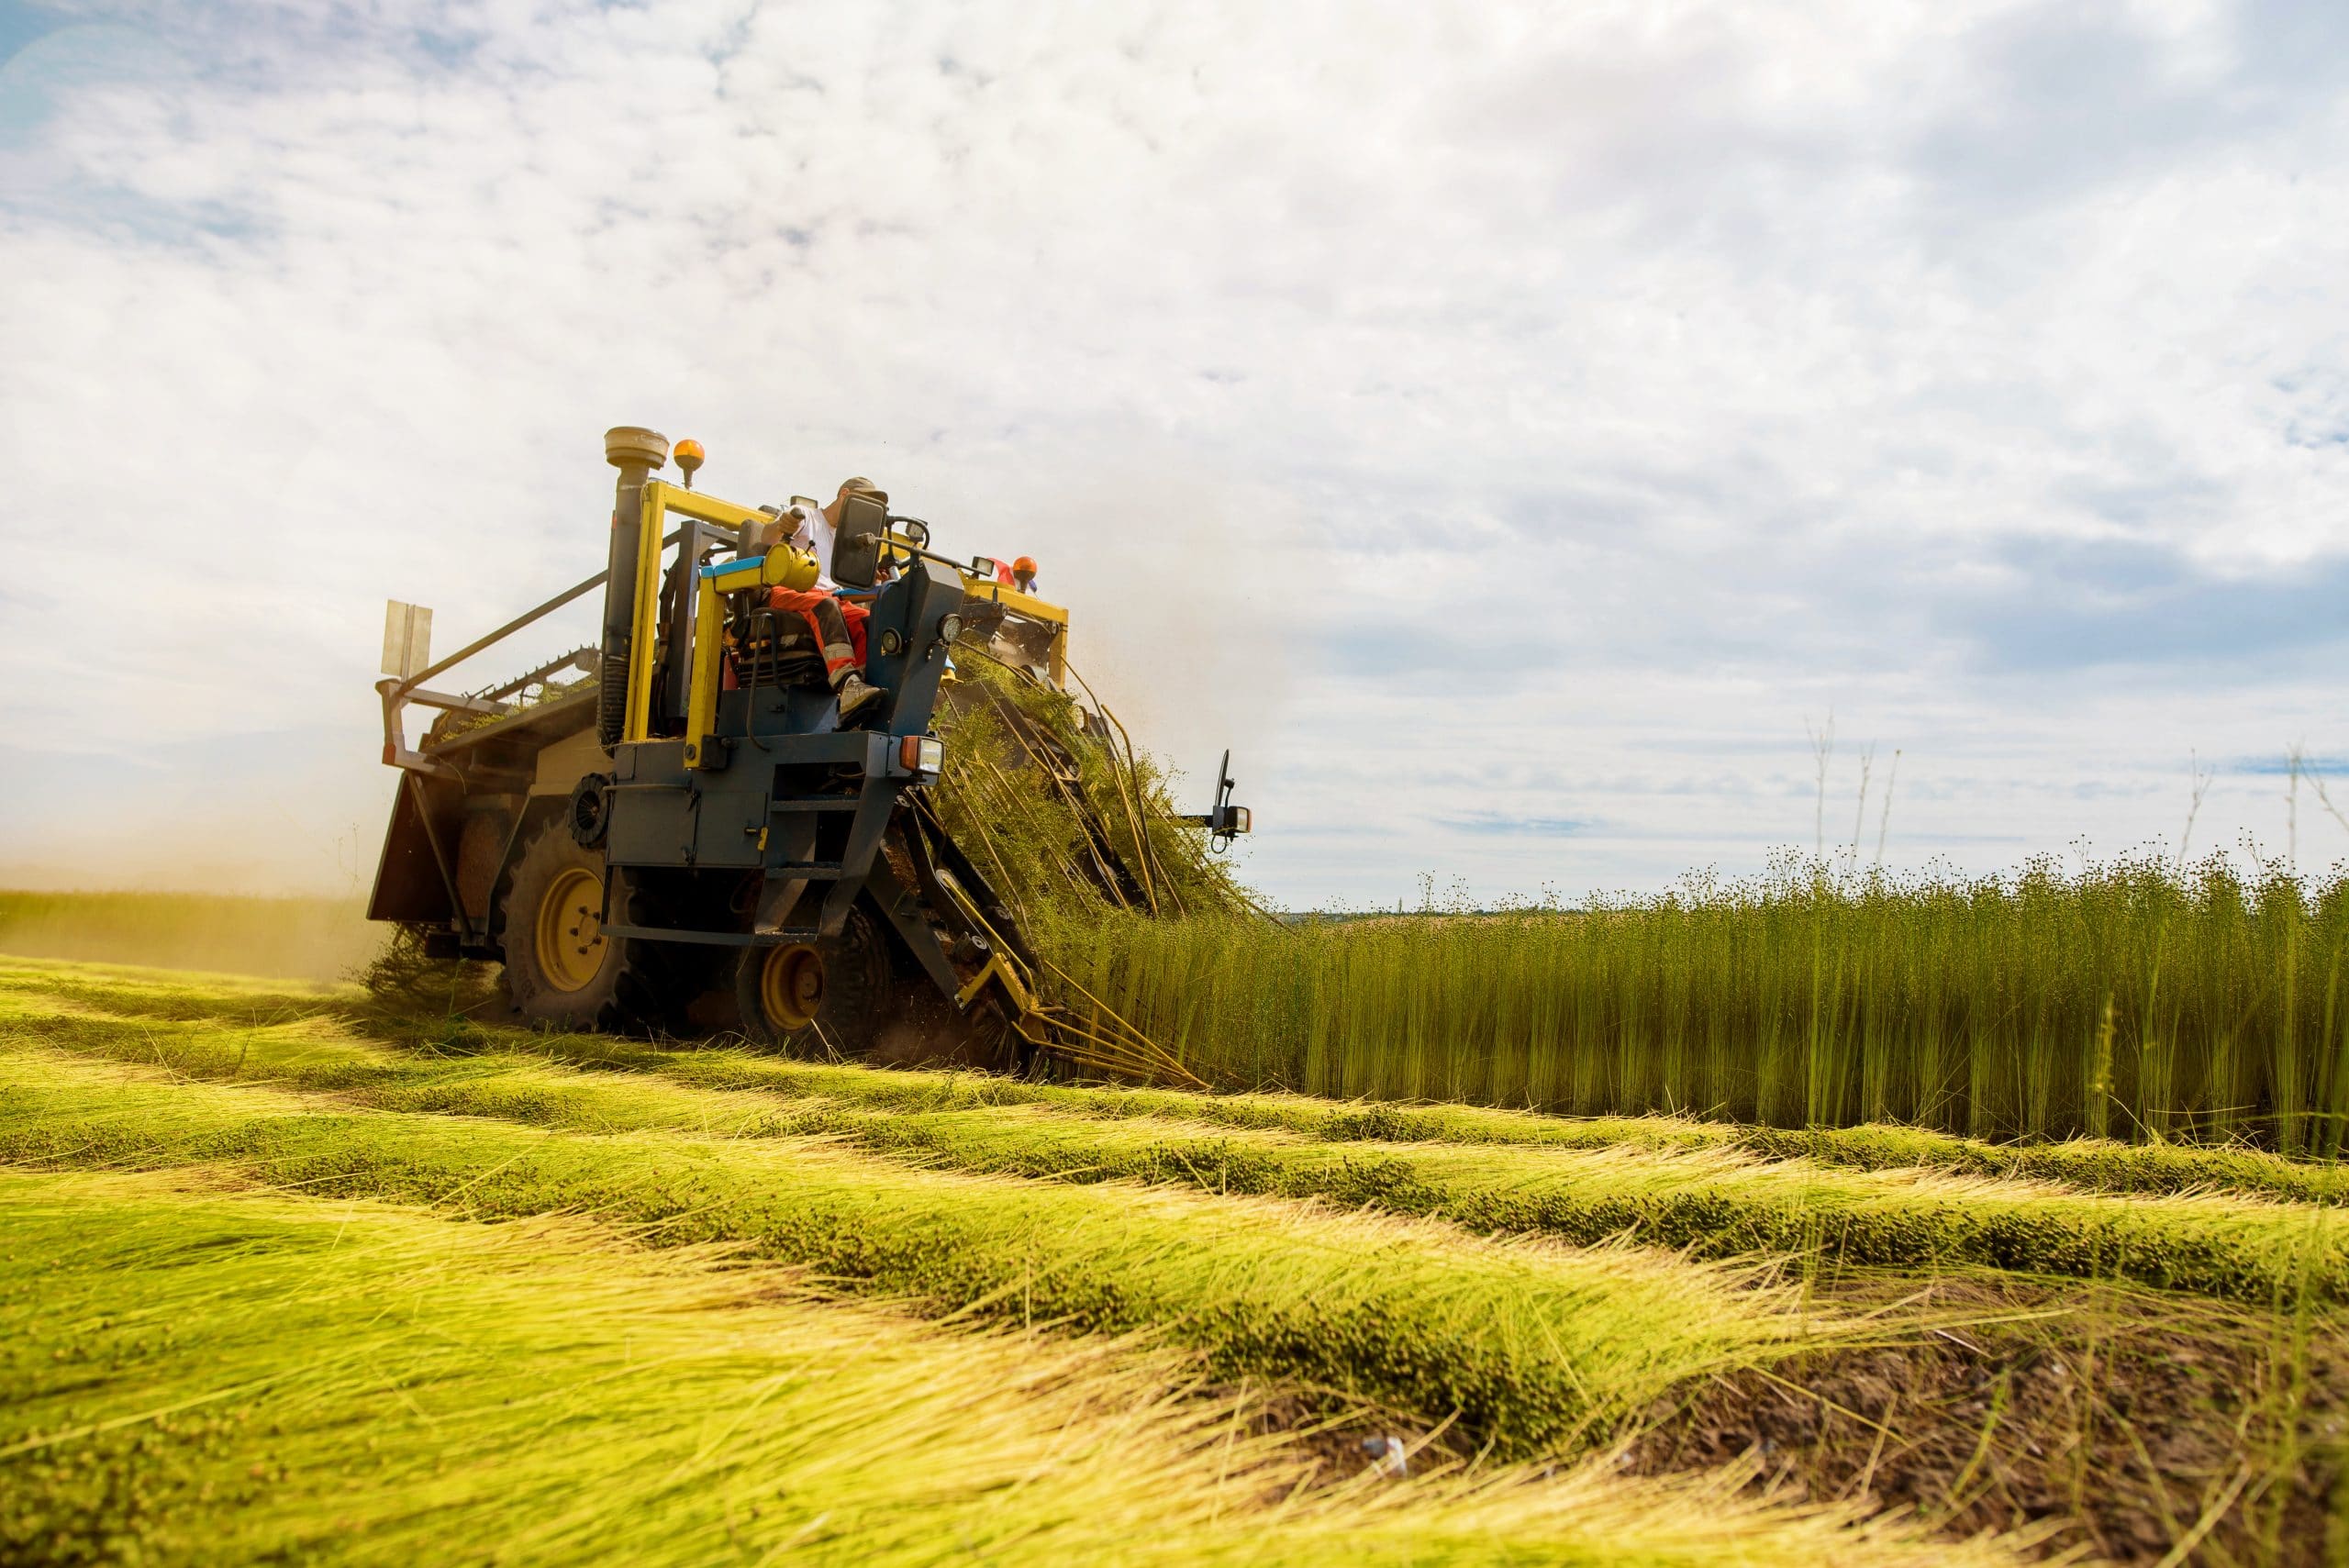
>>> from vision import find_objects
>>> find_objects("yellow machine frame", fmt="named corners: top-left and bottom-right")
top-left (621, 490), bottom-right (1074, 773)
top-left (625, 480), bottom-right (778, 746)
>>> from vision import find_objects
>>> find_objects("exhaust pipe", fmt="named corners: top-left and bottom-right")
top-left (599, 426), bottom-right (667, 747)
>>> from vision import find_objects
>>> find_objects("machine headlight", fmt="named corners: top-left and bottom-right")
top-left (899, 735), bottom-right (945, 774)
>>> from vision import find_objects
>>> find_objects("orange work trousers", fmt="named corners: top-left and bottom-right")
top-left (763, 588), bottom-right (870, 684)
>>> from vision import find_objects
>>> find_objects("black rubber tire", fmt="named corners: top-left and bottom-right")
top-left (733, 905), bottom-right (895, 1056)
top-left (495, 822), bottom-right (676, 1032)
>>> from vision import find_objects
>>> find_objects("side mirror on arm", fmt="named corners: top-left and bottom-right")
top-left (831, 490), bottom-right (890, 589)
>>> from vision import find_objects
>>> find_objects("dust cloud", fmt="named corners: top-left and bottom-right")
top-left (0, 890), bottom-right (376, 983)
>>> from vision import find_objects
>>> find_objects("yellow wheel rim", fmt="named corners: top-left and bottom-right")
top-left (533, 867), bottom-right (607, 993)
top-left (758, 943), bottom-right (825, 1031)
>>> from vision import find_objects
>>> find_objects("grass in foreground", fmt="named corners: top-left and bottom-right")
top-left (3, 1169), bottom-right (2039, 1567)
top-left (0, 1046), bottom-right (1831, 1460)
top-left (8, 961), bottom-right (2348, 1562)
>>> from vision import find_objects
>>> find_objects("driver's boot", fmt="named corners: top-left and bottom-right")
top-left (835, 673), bottom-right (887, 724)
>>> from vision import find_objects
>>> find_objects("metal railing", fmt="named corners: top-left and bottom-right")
top-left (376, 530), bottom-right (688, 776)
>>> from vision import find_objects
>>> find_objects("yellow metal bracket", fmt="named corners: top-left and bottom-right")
top-left (684, 577), bottom-right (726, 769)
top-left (954, 947), bottom-right (1040, 1013)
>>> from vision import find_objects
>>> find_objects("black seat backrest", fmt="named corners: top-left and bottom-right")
top-left (831, 490), bottom-right (890, 588)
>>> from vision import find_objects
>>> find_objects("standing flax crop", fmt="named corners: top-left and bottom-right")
top-left (1068, 851), bottom-right (2349, 1150)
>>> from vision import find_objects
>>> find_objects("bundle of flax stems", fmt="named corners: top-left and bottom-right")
top-left (928, 641), bottom-right (1279, 1084)
top-left (930, 642), bottom-right (1268, 931)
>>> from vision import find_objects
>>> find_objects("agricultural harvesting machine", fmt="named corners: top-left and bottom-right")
top-left (367, 427), bottom-right (1248, 1073)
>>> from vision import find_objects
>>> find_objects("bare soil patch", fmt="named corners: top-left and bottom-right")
top-left (1628, 1273), bottom-right (2349, 1563)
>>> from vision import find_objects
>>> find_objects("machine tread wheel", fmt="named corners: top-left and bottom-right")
top-left (734, 906), bottom-right (895, 1056)
top-left (496, 822), bottom-right (674, 1031)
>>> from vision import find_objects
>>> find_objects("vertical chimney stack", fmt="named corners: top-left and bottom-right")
top-left (598, 426), bottom-right (668, 748)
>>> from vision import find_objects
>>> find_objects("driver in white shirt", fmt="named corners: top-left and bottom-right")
top-left (786, 476), bottom-right (882, 592)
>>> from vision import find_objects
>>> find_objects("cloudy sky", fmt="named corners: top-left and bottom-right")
top-left (4, 0), bottom-right (2347, 906)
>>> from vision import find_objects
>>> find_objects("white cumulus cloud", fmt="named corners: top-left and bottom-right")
top-left (3, 0), bottom-right (2348, 901)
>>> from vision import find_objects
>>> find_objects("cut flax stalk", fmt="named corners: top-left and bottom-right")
top-left (1066, 663), bottom-right (1175, 917)
top-left (926, 644), bottom-right (1275, 1084)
